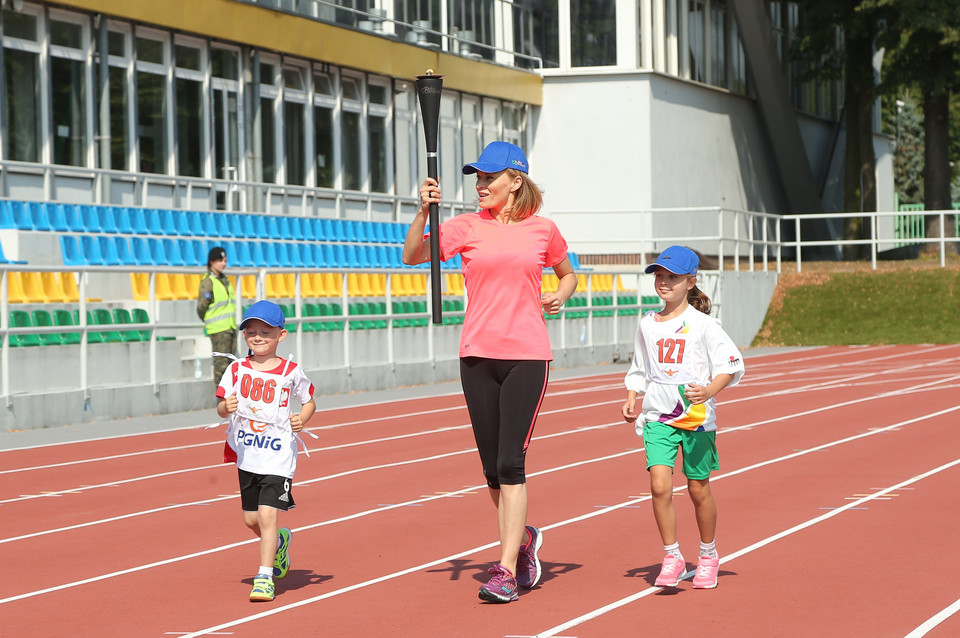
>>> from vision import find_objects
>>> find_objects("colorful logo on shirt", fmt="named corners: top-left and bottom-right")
top-left (664, 368), bottom-right (678, 377)
top-left (729, 355), bottom-right (741, 366)
top-left (675, 321), bottom-right (689, 335)
top-left (250, 419), bottom-right (268, 433)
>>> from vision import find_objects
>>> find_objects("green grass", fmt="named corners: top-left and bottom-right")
top-left (753, 268), bottom-right (960, 346)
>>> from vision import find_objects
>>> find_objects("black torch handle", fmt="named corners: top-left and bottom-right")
top-left (416, 72), bottom-right (444, 325)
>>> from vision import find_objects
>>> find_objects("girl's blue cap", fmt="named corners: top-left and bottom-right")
top-left (645, 246), bottom-right (699, 275)
top-left (462, 141), bottom-right (529, 175)
top-left (240, 300), bottom-right (286, 329)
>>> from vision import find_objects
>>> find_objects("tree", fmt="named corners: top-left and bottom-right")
top-left (792, 1), bottom-right (890, 257)
top-left (868, 0), bottom-right (960, 251)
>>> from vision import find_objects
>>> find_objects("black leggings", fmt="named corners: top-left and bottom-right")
top-left (459, 357), bottom-right (550, 489)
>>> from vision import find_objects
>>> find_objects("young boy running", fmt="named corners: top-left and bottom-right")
top-left (217, 300), bottom-right (316, 601)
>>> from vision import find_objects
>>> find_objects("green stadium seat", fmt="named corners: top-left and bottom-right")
top-left (9, 310), bottom-right (41, 347)
top-left (30, 309), bottom-right (63, 346)
top-left (130, 307), bottom-right (174, 341)
top-left (302, 303), bottom-right (322, 332)
top-left (91, 308), bottom-right (124, 343)
top-left (71, 310), bottom-right (104, 344)
top-left (113, 308), bottom-right (146, 342)
top-left (52, 309), bottom-right (82, 344)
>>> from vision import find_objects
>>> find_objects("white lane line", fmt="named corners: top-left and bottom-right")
top-left (168, 405), bottom-right (960, 638)
top-left (905, 596), bottom-right (960, 637)
top-left (532, 455), bottom-right (960, 638)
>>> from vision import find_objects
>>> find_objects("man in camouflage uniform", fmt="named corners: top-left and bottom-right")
top-left (197, 246), bottom-right (237, 391)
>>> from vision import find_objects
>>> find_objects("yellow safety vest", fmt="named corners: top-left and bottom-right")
top-left (203, 273), bottom-right (237, 336)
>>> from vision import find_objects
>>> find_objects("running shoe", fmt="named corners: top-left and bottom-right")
top-left (249, 574), bottom-right (275, 602)
top-left (478, 564), bottom-right (519, 603)
top-left (654, 555), bottom-right (687, 588)
top-left (692, 555), bottom-right (720, 589)
top-left (516, 526), bottom-right (543, 589)
top-left (274, 528), bottom-right (291, 579)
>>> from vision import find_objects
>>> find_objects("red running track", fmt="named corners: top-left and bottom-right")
top-left (3, 345), bottom-right (960, 637)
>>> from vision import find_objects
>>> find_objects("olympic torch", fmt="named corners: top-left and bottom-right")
top-left (416, 70), bottom-right (443, 324)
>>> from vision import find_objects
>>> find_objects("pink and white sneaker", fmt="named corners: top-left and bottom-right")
top-left (692, 555), bottom-right (719, 589)
top-left (654, 555), bottom-right (686, 587)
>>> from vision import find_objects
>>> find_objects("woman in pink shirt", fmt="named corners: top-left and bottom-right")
top-left (403, 141), bottom-right (578, 603)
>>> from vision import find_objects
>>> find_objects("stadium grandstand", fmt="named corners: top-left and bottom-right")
top-left (0, 0), bottom-right (892, 430)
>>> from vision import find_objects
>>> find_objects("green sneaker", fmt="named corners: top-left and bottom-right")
top-left (274, 528), bottom-right (292, 579)
top-left (249, 574), bottom-right (275, 602)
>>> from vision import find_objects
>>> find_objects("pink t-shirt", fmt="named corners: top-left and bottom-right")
top-left (434, 210), bottom-right (568, 360)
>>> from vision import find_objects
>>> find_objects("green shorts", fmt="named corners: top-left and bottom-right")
top-left (642, 420), bottom-right (719, 480)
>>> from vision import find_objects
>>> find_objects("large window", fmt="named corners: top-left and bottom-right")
top-left (367, 78), bottom-right (391, 193)
top-left (341, 72), bottom-right (363, 191)
top-left (258, 56), bottom-right (279, 183)
top-left (461, 96), bottom-right (481, 201)
top-left (136, 32), bottom-right (168, 174)
top-left (283, 63), bottom-right (308, 185)
top-left (3, 9), bottom-right (41, 162)
top-left (393, 81), bottom-right (418, 198)
top-left (211, 45), bottom-right (240, 182)
top-left (102, 25), bottom-right (131, 171)
top-left (174, 38), bottom-right (204, 177)
top-left (313, 69), bottom-right (336, 188)
top-left (525, 0), bottom-right (559, 68)
top-left (709, 0), bottom-right (727, 88)
top-left (50, 14), bottom-right (89, 167)
top-left (687, 0), bottom-right (706, 82)
top-left (570, 0), bottom-right (617, 67)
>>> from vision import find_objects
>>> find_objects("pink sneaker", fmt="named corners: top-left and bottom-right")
top-left (692, 555), bottom-right (719, 589)
top-left (654, 555), bottom-right (686, 587)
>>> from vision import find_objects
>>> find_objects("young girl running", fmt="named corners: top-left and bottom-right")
top-left (621, 245), bottom-right (744, 589)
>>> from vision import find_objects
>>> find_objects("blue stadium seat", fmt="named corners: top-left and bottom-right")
top-left (261, 242), bottom-right (281, 267)
top-left (264, 215), bottom-right (280, 239)
top-left (374, 245), bottom-right (392, 268)
top-left (127, 207), bottom-right (149, 234)
top-left (319, 243), bottom-right (335, 268)
top-left (394, 223), bottom-right (407, 243)
top-left (275, 216), bottom-right (292, 240)
top-left (8, 201), bottom-right (31, 229)
top-left (80, 235), bottom-right (105, 265)
top-left (230, 240), bottom-right (252, 267)
top-left (47, 203), bottom-right (69, 232)
top-left (114, 206), bottom-right (134, 233)
top-left (59, 204), bottom-right (84, 232)
top-left (198, 212), bottom-right (217, 237)
top-left (98, 236), bottom-right (122, 265)
top-left (287, 217), bottom-right (304, 238)
top-left (237, 213), bottom-right (255, 238)
top-left (78, 204), bottom-right (102, 232)
top-left (164, 238), bottom-right (188, 266)
top-left (317, 218), bottom-right (335, 241)
top-left (278, 242), bottom-right (296, 267)
top-left (60, 235), bottom-right (84, 266)
top-left (182, 212), bottom-right (202, 236)
top-left (30, 202), bottom-right (53, 231)
top-left (569, 252), bottom-right (581, 270)
top-left (98, 206), bottom-right (119, 233)
top-left (148, 237), bottom-right (168, 265)
top-left (144, 208), bottom-right (164, 235)
top-left (0, 201), bottom-right (13, 228)
top-left (343, 220), bottom-right (360, 242)
top-left (157, 209), bottom-right (177, 235)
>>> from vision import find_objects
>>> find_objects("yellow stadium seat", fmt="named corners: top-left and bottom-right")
top-left (184, 274), bottom-right (201, 299)
top-left (40, 272), bottom-right (67, 303)
top-left (346, 273), bottom-right (363, 297)
top-left (168, 274), bottom-right (191, 300)
top-left (541, 273), bottom-right (559, 294)
top-left (301, 273), bottom-right (321, 298)
top-left (6, 272), bottom-right (44, 304)
top-left (265, 273), bottom-right (293, 298)
top-left (240, 275), bottom-right (258, 300)
top-left (368, 273), bottom-right (386, 297)
top-left (154, 273), bottom-right (176, 301)
top-left (391, 274), bottom-right (412, 297)
top-left (406, 274), bottom-right (426, 297)
top-left (60, 272), bottom-right (80, 303)
top-left (131, 273), bottom-right (149, 301)
top-left (445, 273), bottom-right (465, 296)
top-left (320, 272), bottom-right (343, 297)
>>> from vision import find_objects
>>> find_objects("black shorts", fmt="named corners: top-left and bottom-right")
top-left (238, 468), bottom-right (296, 512)
top-left (459, 357), bottom-right (550, 489)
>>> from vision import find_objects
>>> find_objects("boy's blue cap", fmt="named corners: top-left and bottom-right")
top-left (462, 141), bottom-right (529, 175)
top-left (240, 300), bottom-right (286, 329)
top-left (645, 246), bottom-right (699, 275)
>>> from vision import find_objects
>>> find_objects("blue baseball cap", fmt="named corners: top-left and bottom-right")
top-left (645, 246), bottom-right (699, 275)
top-left (240, 300), bottom-right (286, 329)
top-left (462, 141), bottom-right (529, 175)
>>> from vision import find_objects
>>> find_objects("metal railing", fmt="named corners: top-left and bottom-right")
top-left (235, 0), bottom-right (543, 69)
